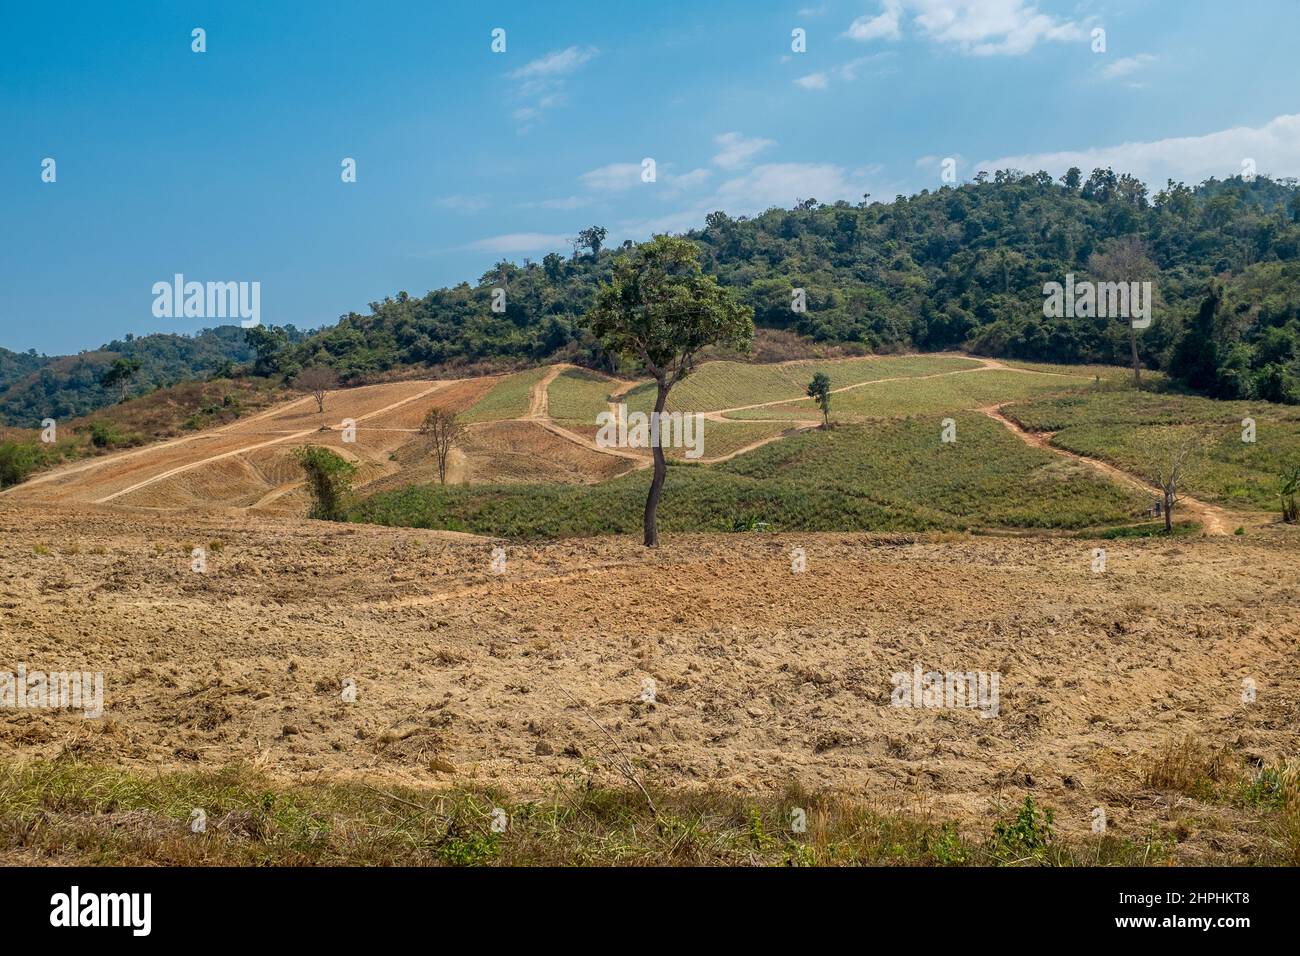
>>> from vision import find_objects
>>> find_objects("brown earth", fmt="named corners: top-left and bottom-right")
top-left (1, 501), bottom-right (1297, 861)
top-left (0, 374), bottom-right (635, 514)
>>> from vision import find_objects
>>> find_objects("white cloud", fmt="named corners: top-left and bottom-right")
top-left (524, 195), bottom-right (594, 211)
top-left (846, 0), bottom-right (1084, 56)
top-left (977, 113), bottom-right (1300, 187)
top-left (578, 162), bottom-right (709, 195)
top-left (796, 54), bottom-right (891, 90)
top-left (714, 162), bottom-right (875, 211)
top-left (505, 46), bottom-right (598, 131)
top-left (1100, 53), bottom-right (1156, 80)
top-left (846, 0), bottom-right (903, 41)
top-left (507, 46), bottom-right (598, 81)
top-left (712, 132), bottom-right (775, 169)
top-left (671, 167), bottom-right (713, 190)
top-left (435, 195), bottom-right (489, 213)
top-left (579, 162), bottom-right (645, 193)
top-left (466, 233), bottom-right (571, 253)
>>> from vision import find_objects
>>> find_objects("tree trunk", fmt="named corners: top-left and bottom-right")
top-left (1164, 488), bottom-right (1173, 532)
top-left (1129, 325), bottom-right (1141, 388)
top-left (643, 382), bottom-right (669, 547)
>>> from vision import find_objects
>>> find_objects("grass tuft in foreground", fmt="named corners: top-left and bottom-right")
top-left (4, 757), bottom-right (1294, 866)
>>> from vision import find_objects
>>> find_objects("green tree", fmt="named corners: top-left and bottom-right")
top-left (1169, 285), bottom-right (1222, 395)
top-left (586, 235), bottom-right (754, 546)
top-left (576, 225), bottom-right (607, 259)
top-left (806, 371), bottom-right (832, 427)
top-left (245, 325), bottom-right (289, 377)
top-left (100, 357), bottom-right (142, 401)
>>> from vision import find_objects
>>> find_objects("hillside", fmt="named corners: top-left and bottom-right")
top-left (7, 172), bottom-right (1300, 433)
top-left (271, 171), bottom-right (1300, 405)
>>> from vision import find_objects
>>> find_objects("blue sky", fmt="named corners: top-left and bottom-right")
top-left (3, 0), bottom-right (1298, 354)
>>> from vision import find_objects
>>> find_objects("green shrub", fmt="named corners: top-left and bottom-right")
top-left (293, 445), bottom-right (357, 521)
top-left (0, 441), bottom-right (48, 488)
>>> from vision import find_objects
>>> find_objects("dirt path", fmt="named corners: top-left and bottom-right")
top-left (710, 359), bottom-right (1014, 419)
top-left (526, 364), bottom-right (570, 420)
top-left (533, 418), bottom-right (650, 466)
top-left (0, 394), bottom-right (319, 498)
top-left (979, 402), bottom-right (1252, 536)
top-left (93, 382), bottom-right (453, 505)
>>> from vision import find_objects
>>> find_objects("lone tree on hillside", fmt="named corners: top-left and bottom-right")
top-left (1142, 429), bottom-right (1203, 533)
top-left (586, 235), bottom-right (754, 547)
top-left (806, 372), bottom-right (832, 427)
top-left (419, 406), bottom-right (465, 485)
top-left (295, 366), bottom-right (338, 414)
top-left (101, 357), bottom-right (142, 402)
top-left (1088, 236), bottom-right (1159, 388)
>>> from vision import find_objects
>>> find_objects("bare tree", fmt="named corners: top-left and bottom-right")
top-left (1088, 236), bottom-right (1159, 388)
top-left (1143, 429), bottom-right (1203, 533)
top-left (295, 366), bottom-right (338, 414)
top-left (419, 406), bottom-right (464, 485)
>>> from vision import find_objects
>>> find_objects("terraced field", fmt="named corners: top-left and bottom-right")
top-left (1004, 390), bottom-right (1300, 511)
top-left (724, 365), bottom-right (1097, 421)
top-left (622, 353), bottom-right (983, 417)
top-left (459, 366), bottom-right (555, 423)
top-left (5, 351), bottom-right (1281, 541)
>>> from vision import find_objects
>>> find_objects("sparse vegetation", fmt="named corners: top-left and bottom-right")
top-left (1280, 461), bottom-right (1300, 522)
top-left (0, 441), bottom-right (47, 488)
top-left (418, 407), bottom-right (464, 485)
top-left (0, 761), bottom-right (1198, 867)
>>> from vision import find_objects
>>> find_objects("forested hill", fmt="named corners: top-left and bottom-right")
top-left (7, 168), bottom-right (1300, 428)
top-left (266, 169), bottom-right (1300, 403)
top-left (0, 327), bottom-right (264, 427)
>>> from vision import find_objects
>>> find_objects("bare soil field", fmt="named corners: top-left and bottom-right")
top-left (2, 500), bottom-right (1297, 862)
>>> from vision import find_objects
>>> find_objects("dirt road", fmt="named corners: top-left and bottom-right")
top-left (980, 403), bottom-right (1252, 536)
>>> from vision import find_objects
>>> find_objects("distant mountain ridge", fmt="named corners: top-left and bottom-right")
top-left (0, 327), bottom-right (261, 427)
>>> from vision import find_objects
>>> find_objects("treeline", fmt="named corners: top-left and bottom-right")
top-left (256, 170), bottom-right (1300, 403)
top-left (6, 168), bottom-right (1300, 430)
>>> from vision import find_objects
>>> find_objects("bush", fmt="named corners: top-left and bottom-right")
top-left (0, 441), bottom-right (47, 488)
top-left (292, 445), bottom-right (357, 521)
top-left (84, 420), bottom-right (142, 450)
